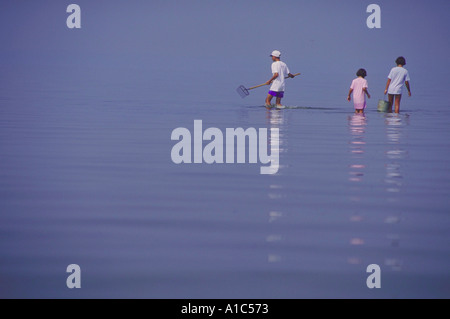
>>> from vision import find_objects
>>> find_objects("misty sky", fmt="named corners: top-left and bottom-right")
top-left (0, 0), bottom-right (449, 105)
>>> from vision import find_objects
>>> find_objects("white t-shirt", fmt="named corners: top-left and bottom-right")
top-left (387, 66), bottom-right (410, 95)
top-left (270, 61), bottom-right (290, 92)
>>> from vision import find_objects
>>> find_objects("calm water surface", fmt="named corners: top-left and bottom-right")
top-left (0, 66), bottom-right (449, 298)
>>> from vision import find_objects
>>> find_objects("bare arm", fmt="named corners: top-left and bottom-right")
top-left (347, 88), bottom-right (353, 101)
top-left (384, 79), bottom-right (391, 95)
top-left (405, 81), bottom-right (411, 96)
top-left (363, 87), bottom-right (371, 99)
top-left (287, 73), bottom-right (295, 78)
top-left (266, 73), bottom-right (279, 85)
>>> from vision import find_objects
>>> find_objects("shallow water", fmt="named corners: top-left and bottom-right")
top-left (0, 64), bottom-right (449, 299)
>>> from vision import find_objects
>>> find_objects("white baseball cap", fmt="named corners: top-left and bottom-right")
top-left (270, 50), bottom-right (281, 57)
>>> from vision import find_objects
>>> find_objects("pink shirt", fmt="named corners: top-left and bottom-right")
top-left (350, 77), bottom-right (368, 104)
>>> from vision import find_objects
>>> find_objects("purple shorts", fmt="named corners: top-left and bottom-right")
top-left (268, 90), bottom-right (284, 98)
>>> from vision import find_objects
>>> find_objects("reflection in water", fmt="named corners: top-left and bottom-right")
top-left (347, 114), bottom-right (367, 265)
top-left (348, 114), bottom-right (367, 183)
top-left (265, 109), bottom-right (287, 263)
top-left (266, 108), bottom-right (287, 178)
top-left (384, 114), bottom-right (408, 194)
top-left (383, 113), bottom-right (409, 271)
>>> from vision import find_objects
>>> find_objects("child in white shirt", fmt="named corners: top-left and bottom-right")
top-left (384, 56), bottom-right (412, 113)
top-left (265, 50), bottom-right (296, 108)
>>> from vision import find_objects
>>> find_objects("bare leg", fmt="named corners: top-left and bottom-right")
top-left (388, 94), bottom-right (394, 113)
top-left (276, 96), bottom-right (282, 106)
top-left (265, 94), bottom-right (273, 106)
top-left (394, 94), bottom-right (402, 113)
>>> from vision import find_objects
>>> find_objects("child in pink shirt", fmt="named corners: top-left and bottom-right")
top-left (347, 69), bottom-right (371, 113)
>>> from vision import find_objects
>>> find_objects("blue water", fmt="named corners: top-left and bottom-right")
top-left (0, 63), bottom-right (449, 299)
top-left (1, 0), bottom-right (449, 299)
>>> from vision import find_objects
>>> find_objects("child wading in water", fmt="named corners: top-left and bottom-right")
top-left (384, 56), bottom-right (411, 113)
top-left (265, 50), bottom-right (295, 108)
top-left (347, 68), bottom-right (371, 113)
